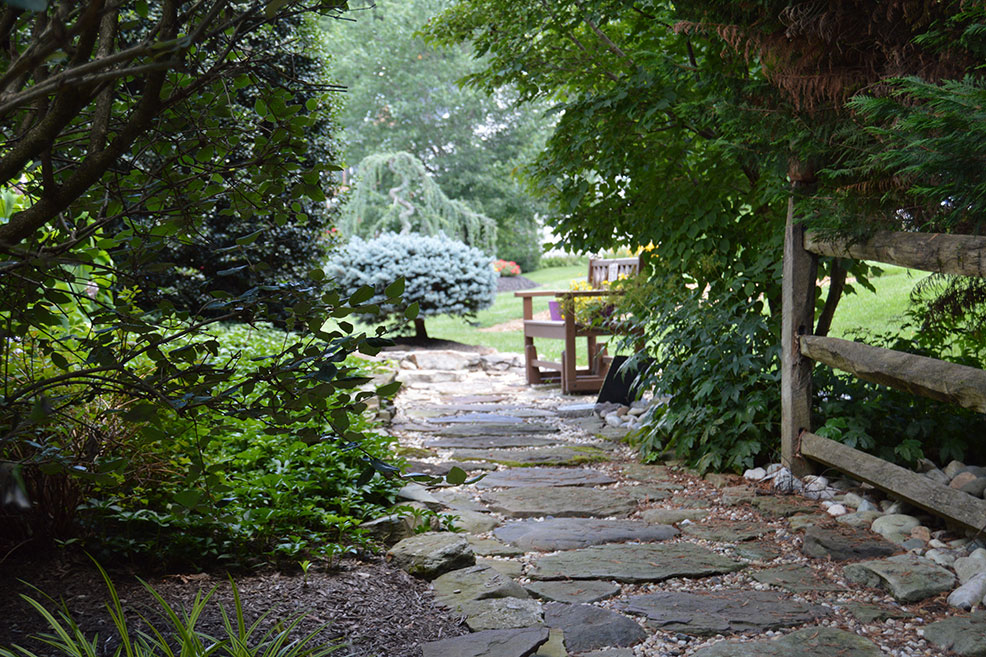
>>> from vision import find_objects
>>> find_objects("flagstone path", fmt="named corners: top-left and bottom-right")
top-left (381, 350), bottom-right (955, 657)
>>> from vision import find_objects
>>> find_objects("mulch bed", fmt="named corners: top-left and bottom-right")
top-left (496, 275), bottom-right (539, 293)
top-left (0, 554), bottom-right (466, 657)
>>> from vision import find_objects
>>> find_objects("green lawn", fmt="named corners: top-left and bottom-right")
top-left (421, 261), bottom-right (927, 358)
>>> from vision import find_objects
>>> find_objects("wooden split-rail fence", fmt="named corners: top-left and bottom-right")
top-left (781, 180), bottom-right (986, 535)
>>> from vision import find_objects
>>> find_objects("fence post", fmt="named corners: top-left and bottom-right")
top-left (781, 179), bottom-right (818, 477)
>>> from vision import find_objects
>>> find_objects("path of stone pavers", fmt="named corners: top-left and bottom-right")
top-left (380, 350), bottom-right (983, 657)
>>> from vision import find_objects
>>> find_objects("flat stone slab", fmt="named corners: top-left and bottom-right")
top-left (689, 626), bottom-right (883, 657)
top-left (616, 485), bottom-right (673, 502)
top-left (405, 460), bottom-right (496, 476)
top-left (621, 463), bottom-right (675, 482)
top-left (468, 536), bottom-right (525, 557)
top-left (842, 602), bottom-right (911, 623)
top-left (751, 496), bottom-right (818, 517)
top-left (446, 509), bottom-right (500, 534)
top-left (802, 525), bottom-right (898, 561)
top-left (543, 603), bottom-right (647, 653)
top-left (433, 565), bottom-right (529, 612)
top-left (844, 554), bottom-right (955, 602)
top-left (475, 467), bottom-right (617, 489)
top-left (494, 518), bottom-right (678, 551)
top-left (426, 435), bottom-right (563, 449)
top-left (386, 532), bottom-right (475, 579)
top-left (433, 422), bottom-right (557, 436)
top-left (478, 557), bottom-right (524, 578)
top-left (622, 589), bottom-right (831, 635)
top-left (483, 487), bottom-right (637, 519)
top-left (752, 564), bottom-right (848, 593)
top-left (461, 598), bottom-right (544, 631)
top-left (525, 580), bottom-right (621, 604)
top-left (428, 412), bottom-right (525, 423)
top-left (923, 611), bottom-right (986, 657)
top-left (431, 489), bottom-right (488, 513)
top-left (530, 543), bottom-right (745, 583)
top-left (641, 508), bottom-right (710, 524)
top-left (680, 520), bottom-right (769, 542)
top-left (452, 446), bottom-right (609, 467)
top-left (420, 627), bottom-right (549, 657)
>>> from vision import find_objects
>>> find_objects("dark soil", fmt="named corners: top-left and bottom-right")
top-left (382, 336), bottom-right (494, 353)
top-left (497, 275), bottom-right (539, 292)
top-left (0, 554), bottom-right (466, 657)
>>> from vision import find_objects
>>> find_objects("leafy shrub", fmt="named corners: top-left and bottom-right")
top-left (625, 271), bottom-right (780, 473)
top-left (494, 259), bottom-right (522, 276)
top-left (325, 232), bottom-right (497, 337)
top-left (0, 560), bottom-right (340, 657)
top-left (540, 254), bottom-right (588, 268)
top-left (495, 214), bottom-right (542, 273)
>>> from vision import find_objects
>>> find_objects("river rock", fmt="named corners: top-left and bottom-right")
top-left (420, 627), bottom-right (550, 657)
top-left (432, 564), bottom-right (529, 611)
top-left (948, 573), bottom-right (986, 611)
top-left (944, 459), bottom-right (968, 478)
top-left (960, 477), bottom-right (986, 498)
top-left (530, 543), bottom-right (745, 583)
top-left (951, 471), bottom-right (979, 490)
top-left (870, 514), bottom-right (921, 544)
top-left (483, 486), bottom-right (637, 519)
top-left (923, 611), bottom-right (986, 657)
top-left (622, 590), bottom-right (830, 635)
top-left (689, 626), bottom-right (883, 657)
top-left (543, 603), bottom-right (646, 653)
top-left (844, 554), bottom-right (955, 602)
top-left (387, 532), bottom-right (475, 578)
top-left (802, 525), bottom-right (898, 561)
top-left (475, 467), bottom-right (616, 489)
top-left (525, 580), bottom-right (621, 604)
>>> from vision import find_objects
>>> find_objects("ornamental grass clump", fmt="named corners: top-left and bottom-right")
top-left (325, 232), bottom-right (497, 338)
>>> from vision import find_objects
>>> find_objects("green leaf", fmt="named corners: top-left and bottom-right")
top-left (376, 380), bottom-right (402, 397)
top-left (404, 302), bottom-right (420, 320)
top-left (235, 229), bottom-right (263, 246)
top-left (445, 466), bottom-right (468, 485)
top-left (173, 489), bottom-right (202, 508)
top-left (349, 285), bottom-right (375, 304)
top-left (385, 278), bottom-right (405, 298)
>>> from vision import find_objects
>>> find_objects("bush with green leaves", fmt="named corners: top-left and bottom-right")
top-left (325, 232), bottom-right (498, 338)
top-left (623, 270), bottom-right (781, 473)
top-left (0, 560), bottom-right (340, 657)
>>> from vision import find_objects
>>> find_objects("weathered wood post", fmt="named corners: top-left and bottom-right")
top-left (781, 167), bottom-right (818, 477)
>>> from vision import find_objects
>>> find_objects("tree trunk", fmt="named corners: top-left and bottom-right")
top-left (814, 258), bottom-right (846, 337)
top-left (414, 317), bottom-right (428, 339)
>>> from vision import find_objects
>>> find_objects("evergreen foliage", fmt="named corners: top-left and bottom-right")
top-left (339, 151), bottom-right (497, 254)
top-left (325, 232), bottom-right (497, 337)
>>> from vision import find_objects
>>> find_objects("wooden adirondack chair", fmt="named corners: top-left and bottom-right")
top-left (515, 257), bottom-right (640, 393)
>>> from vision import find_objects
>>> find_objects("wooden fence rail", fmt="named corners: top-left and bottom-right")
top-left (804, 230), bottom-right (986, 278)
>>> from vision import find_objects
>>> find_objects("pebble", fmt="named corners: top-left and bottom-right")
top-left (827, 504), bottom-right (848, 517)
top-left (743, 467), bottom-right (767, 481)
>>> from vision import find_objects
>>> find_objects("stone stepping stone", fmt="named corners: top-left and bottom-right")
top-left (620, 463), bottom-right (675, 482)
top-left (452, 446), bottom-right (609, 467)
top-left (432, 489), bottom-right (488, 513)
top-left (426, 435), bottom-right (564, 449)
top-left (386, 532), bottom-right (475, 579)
top-left (468, 536), bottom-right (525, 556)
top-left (622, 589), bottom-right (831, 635)
top-left (433, 422), bottom-right (557, 436)
top-left (579, 650), bottom-right (633, 657)
top-left (475, 467), bottom-right (617, 489)
top-left (405, 460), bottom-right (495, 475)
top-left (494, 518), bottom-right (678, 551)
top-left (730, 540), bottom-right (783, 561)
top-left (751, 496), bottom-right (818, 517)
top-left (640, 508), bottom-right (710, 524)
top-left (543, 602), bottom-right (647, 653)
top-left (841, 602), bottom-right (911, 623)
top-left (530, 543), bottom-right (745, 583)
top-left (419, 627), bottom-right (549, 657)
top-left (801, 525), bottom-right (898, 561)
top-left (478, 557), bottom-right (524, 578)
top-left (483, 486), bottom-right (637, 519)
top-left (525, 580), bottom-right (621, 604)
top-left (689, 626), bottom-right (882, 657)
top-left (429, 404), bottom-right (556, 418)
top-left (616, 484), bottom-right (672, 502)
top-left (447, 510), bottom-right (500, 534)
top-left (433, 564), bottom-right (529, 612)
top-left (844, 554), bottom-right (955, 602)
top-left (680, 520), bottom-right (769, 542)
top-left (752, 563), bottom-right (847, 593)
top-left (427, 412), bottom-right (525, 424)
top-left (461, 598), bottom-right (544, 631)
top-left (565, 416), bottom-right (607, 432)
top-left (721, 485), bottom-right (757, 506)
top-left (922, 611), bottom-right (986, 657)
top-left (445, 394), bottom-right (508, 404)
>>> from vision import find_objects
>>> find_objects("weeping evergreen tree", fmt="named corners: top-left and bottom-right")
top-left (339, 151), bottom-right (497, 254)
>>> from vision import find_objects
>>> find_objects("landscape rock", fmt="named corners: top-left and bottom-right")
top-left (447, 509), bottom-right (500, 534)
top-left (870, 514), bottom-right (921, 544)
top-left (960, 476), bottom-right (986, 498)
top-left (427, 412), bottom-right (525, 424)
top-left (452, 446), bottom-right (609, 467)
top-left (720, 485), bottom-right (756, 506)
top-left (426, 435), bottom-right (563, 449)
top-left (955, 553), bottom-right (986, 584)
top-left (640, 508), bottom-right (709, 524)
top-left (836, 510), bottom-right (882, 528)
top-left (432, 564), bottom-right (529, 611)
top-left (743, 467), bottom-right (767, 481)
top-left (525, 580), bottom-right (621, 604)
top-left (680, 520), bottom-right (768, 542)
top-left (419, 627), bottom-right (550, 657)
top-left (688, 626), bottom-right (883, 657)
top-left (622, 590), bottom-right (831, 635)
top-left (951, 471), bottom-right (979, 489)
top-left (483, 486), bottom-right (637, 519)
top-left (841, 602), bottom-right (911, 623)
top-left (530, 543), bottom-right (745, 583)
top-left (543, 603), bottom-right (646, 653)
top-left (801, 525), bottom-right (898, 561)
top-left (409, 350), bottom-right (482, 370)
top-left (944, 459), bottom-right (968, 479)
top-left (495, 517), bottom-right (677, 551)
top-left (395, 483), bottom-right (443, 509)
top-left (751, 564), bottom-right (847, 593)
top-left (751, 495), bottom-right (816, 517)
top-left (462, 598), bottom-right (545, 631)
top-left (947, 573), bottom-right (986, 611)
top-left (477, 557), bottom-right (525, 578)
top-left (475, 467), bottom-right (616, 489)
top-left (435, 422), bottom-right (556, 436)
top-left (467, 536), bottom-right (524, 557)
top-left (924, 468), bottom-right (951, 486)
top-left (556, 402), bottom-right (597, 418)
top-left (923, 611), bottom-right (986, 657)
top-left (844, 554), bottom-right (955, 602)
top-left (386, 532), bottom-right (475, 578)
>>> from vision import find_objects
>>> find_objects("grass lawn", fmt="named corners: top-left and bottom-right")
top-left (420, 261), bottom-right (928, 359)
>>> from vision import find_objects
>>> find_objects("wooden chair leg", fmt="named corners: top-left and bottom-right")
top-left (524, 343), bottom-right (542, 384)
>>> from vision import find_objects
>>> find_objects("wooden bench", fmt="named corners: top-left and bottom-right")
top-left (515, 257), bottom-right (641, 393)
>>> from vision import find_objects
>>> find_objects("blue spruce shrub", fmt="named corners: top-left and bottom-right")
top-left (326, 232), bottom-right (497, 336)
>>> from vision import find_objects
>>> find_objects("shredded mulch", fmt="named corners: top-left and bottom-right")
top-left (496, 275), bottom-right (539, 292)
top-left (0, 554), bottom-right (466, 657)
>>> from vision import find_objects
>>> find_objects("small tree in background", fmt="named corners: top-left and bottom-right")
top-left (339, 151), bottom-right (497, 253)
top-left (325, 232), bottom-right (497, 338)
